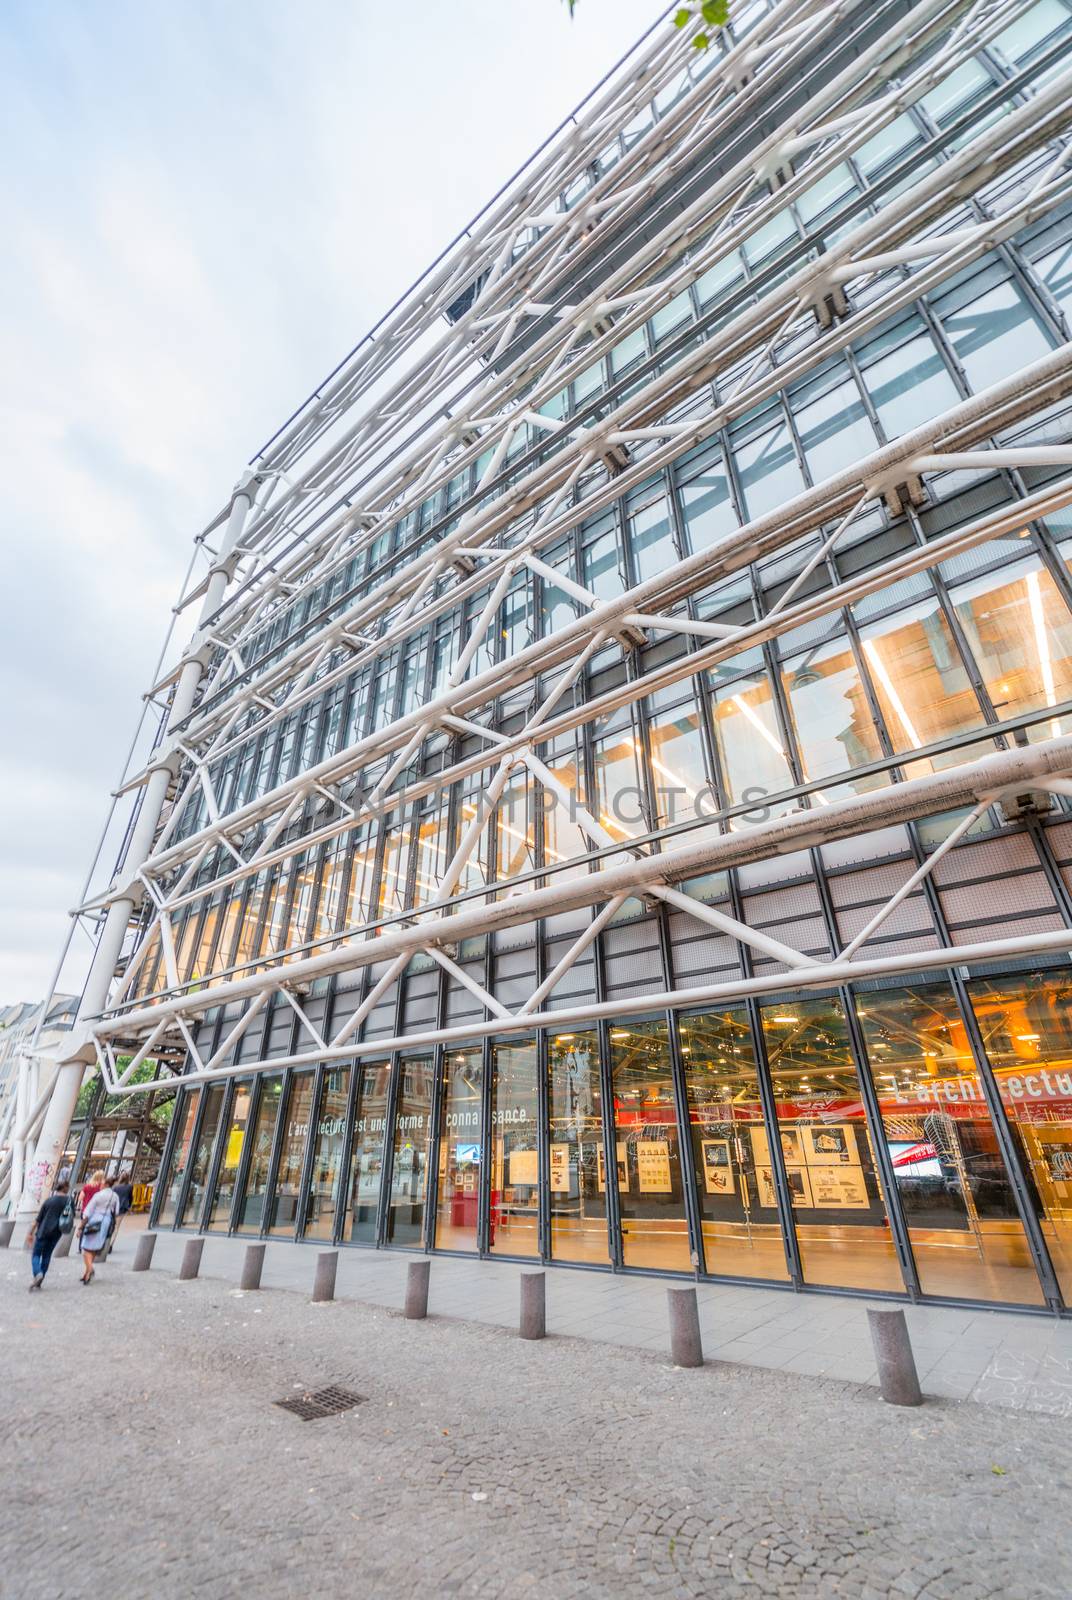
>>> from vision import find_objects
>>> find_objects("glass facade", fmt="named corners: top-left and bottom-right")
top-left (136, 0), bottom-right (1072, 1319)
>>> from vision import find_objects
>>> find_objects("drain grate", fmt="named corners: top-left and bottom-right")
top-left (274, 1385), bottom-right (367, 1421)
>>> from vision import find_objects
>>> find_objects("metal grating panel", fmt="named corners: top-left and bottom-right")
top-left (274, 1385), bottom-right (366, 1421)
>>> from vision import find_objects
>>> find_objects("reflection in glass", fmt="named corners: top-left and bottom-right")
top-left (387, 1058), bottom-right (433, 1246)
top-left (343, 1062), bottom-right (390, 1243)
top-left (236, 1075), bottom-right (283, 1233)
top-left (302, 1068), bottom-right (351, 1240)
top-left (435, 1048), bottom-right (483, 1251)
top-left (679, 1011), bottom-right (789, 1281)
top-left (610, 1021), bottom-right (692, 1271)
top-left (781, 637), bottom-right (884, 788)
top-left (207, 1081), bottom-right (253, 1230)
top-left (156, 1089), bottom-right (201, 1227)
top-left (548, 1031), bottom-right (609, 1263)
top-left (858, 982), bottom-right (1045, 1304)
top-left (710, 668), bottom-right (795, 820)
top-left (490, 1041), bottom-right (540, 1257)
top-left (950, 559), bottom-right (1072, 737)
top-left (647, 705), bottom-right (709, 828)
top-left (268, 1072), bottom-right (315, 1236)
top-left (759, 998), bottom-right (903, 1292)
top-left (177, 1084), bottom-right (225, 1229)
top-left (857, 598), bottom-right (980, 761)
top-left (969, 970), bottom-right (1072, 1303)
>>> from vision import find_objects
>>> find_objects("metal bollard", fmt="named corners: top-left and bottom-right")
top-left (667, 1286), bottom-right (704, 1368)
top-left (520, 1271), bottom-right (546, 1340)
top-left (312, 1250), bottom-right (338, 1304)
top-left (867, 1308), bottom-right (923, 1407)
top-left (54, 1231), bottom-right (74, 1260)
top-left (241, 1242), bottom-right (266, 1291)
top-left (132, 1232), bottom-right (157, 1272)
top-left (405, 1258), bottom-right (431, 1319)
top-left (0, 1220), bottom-right (15, 1249)
top-left (178, 1237), bottom-right (205, 1281)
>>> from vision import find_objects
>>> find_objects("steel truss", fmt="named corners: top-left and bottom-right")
top-left (17, 0), bottom-right (1072, 1217)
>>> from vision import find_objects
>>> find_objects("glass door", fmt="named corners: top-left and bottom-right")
top-left (386, 1057), bottom-right (433, 1247)
top-left (155, 1088), bottom-right (201, 1227)
top-left (548, 1031), bottom-right (610, 1264)
top-left (342, 1061), bottom-right (390, 1243)
top-left (234, 1075), bottom-right (283, 1233)
top-left (489, 1041), bottom-right (540, 1257)
top-left (177, 1084), bottom-right (225, 1228)
top-left (302, 1067), bottom-right (351, 1240)
top-left (267, 1072), bottom-right (315, 1236)
top-left (207, 1079), bottom-right (253, 1230)
top-left (435, 1048), bottom-right (482, 1251)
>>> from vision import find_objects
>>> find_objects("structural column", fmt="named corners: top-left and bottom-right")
top-left (15, 475), bottom-right (257, 1221)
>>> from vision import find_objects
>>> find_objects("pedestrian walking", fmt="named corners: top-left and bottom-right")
top-left (26, 1181), bottom-right (72, 1290)
top-left (77, 1171), bottom-right (118, 1284)
top-left (99, 1170), bottom-right (134, 1261)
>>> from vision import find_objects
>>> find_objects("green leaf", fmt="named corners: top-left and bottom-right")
top-left (702, 0), bottom-right (729, 23)
top-left (692, 30), bottom-right (710, 49)
top-left (991, 1465), bottom-right (1007, 1476)
top-left (673, 7), bottom-right (692, 27)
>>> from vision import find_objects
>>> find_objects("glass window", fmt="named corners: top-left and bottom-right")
top-left (939, 277), bottom-right (1054, 393)
top-left (732, 415), bottom-right (805, 522)
top-left (490, 1040), bottom-right (540, 1257)
top-left (710, 666), bottom-right (795, 820)
top-left (302, 1068), bottom-right (351, 1240)
top-left (610, 1021), bottom-right (692, 1271)
top-left (949, 557), bottom-right (1072, 735)
top-left (548, 1031), bottom-right (609, 1264)
top-left (678, 450), bottom-right (738, 552)
top-left (857, 596), bottom-right (981, 758)
top-left (267, 1071), bottom-right (315, 1237)
top-left (177, 1083), bottom-right (225, 1229)
top-left (1034, 239), bottom-right (1072, 323)
top-left (968, 970), bottom-right (1072, 1304)
top-left (857, 981), bottom-right (1047, 1305)
top-left (156, 1088), bottom-right (201, 1228)
top-left (235, 1075), bottom-right (283, 1233)
top-left (628, 494), bottom-right (677, 583)
top-left (679, 1010), bottom-right (790, 1281)
top-left (386, 1058), bottom-right (433, 1247)
top-left (861, 332), bottom-right (961, 439)
top-left (435, 1048), bottom-right (483, 1252)
top-left (794, 377), bottom-right (877, 483)
top-left (592, 725), bottom-right (647, 843)
top-left (342, 1062), bottom-right (390, 1243)
top-left (759, 997), bottom-right (903, 1292)
top-left (648, 702), bottom-right (710, 828)
top-left (781, 635), bottom-right (885, 786)
top-left (206, 1080), bottom-right (253, 1230)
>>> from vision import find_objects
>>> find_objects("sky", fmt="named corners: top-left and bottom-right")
top-left (0, 0), bottom-right (663, 1006)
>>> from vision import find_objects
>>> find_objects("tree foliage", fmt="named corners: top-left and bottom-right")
top-left (563, 0), bottom-right (730, 52)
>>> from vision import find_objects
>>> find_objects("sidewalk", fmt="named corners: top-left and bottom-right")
top-left (116, 1219), bottom-right (1072, 1417)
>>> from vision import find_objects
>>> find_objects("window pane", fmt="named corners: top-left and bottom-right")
top-left (760, 997), bottom-right (903, 1292)
top-left (950, 558), bottom-right (1072, 734)
top-left (969, 971), bottom-right (1072, 1304)
top-left (858, 981), bottom-right (1046, 1305)
top-left (858, 596), bottom-right (980, 759)
top-left (629, 495), bottom-right (677, 583)
top-left (679, 1010), bottom-right (790, 1281)
top-left (610, 1021), bottom-right (692, 1271)
top-left (235, 1075), bottom-right (283, 1233)
top-left (548, 1030), bottom-right (609, 1264)
top-left (862, 334), bottom-right (960, 438)
top-left (387, 1058), bottom-right (433, 1247)
top-left (648, 703), bottom-right (709, 828)
top-left (343, 1063), bottom-right (390, 1243)
top-left (301, 1068), bottom-right (351, 1240)
top-left (177, 1083), bottom-right (225, 1229)
top-left (435, 1047), bottom-right (483, 1252)
top-left (733, 418), bottom-right (805, 521)
top-left (207, 1080), bottom-right (254, 1230)
top-left (781, 637), bottom-right (884, 785)
top-left (710, 669), bottom-right (795, 818)
top-left (939, 278), bottom-right (1054, 393)
top-left (156, 1088), bottom-right (201, 1228)
top-left (267, 1072), bottom-right (315, 1237)
top-left (490, 1040), bottom-right (540, 1257)
top-left (794, 378), bottom-right (877, 483)
top-left (679, 453), bottom-right (738, 552)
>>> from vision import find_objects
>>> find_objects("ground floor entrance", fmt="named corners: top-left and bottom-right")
top-left (151, 972), bottom-right (1072, 1312)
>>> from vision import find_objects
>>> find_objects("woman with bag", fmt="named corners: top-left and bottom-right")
top-left (26, 1179), bottom-right (71, 1290)
top-left (78, 1170), bottom-right (118, 1284)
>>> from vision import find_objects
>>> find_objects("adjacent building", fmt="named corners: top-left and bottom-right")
top-left (30, 0), bottom-right (1072, 1312)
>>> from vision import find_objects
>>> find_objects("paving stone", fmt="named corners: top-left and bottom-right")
top-left (2, 1254), bottom-right (1069, 1599)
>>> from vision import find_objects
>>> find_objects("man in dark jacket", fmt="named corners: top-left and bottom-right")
top-left (27, 1180), bottom-right (71, 1289)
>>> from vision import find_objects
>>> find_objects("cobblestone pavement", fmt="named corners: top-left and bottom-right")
top-left (1, 1254), bottom-right (1069, 1600)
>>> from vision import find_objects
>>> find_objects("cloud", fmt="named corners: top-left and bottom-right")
top-left (0, 0), bottom-right (662, 1002)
